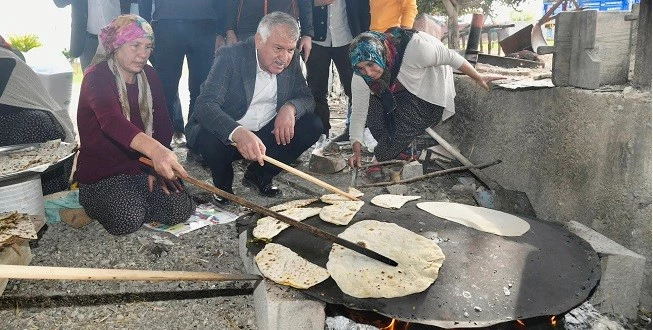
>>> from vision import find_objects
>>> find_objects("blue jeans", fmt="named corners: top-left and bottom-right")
top-left (152, 19), bottom-right (217, 133)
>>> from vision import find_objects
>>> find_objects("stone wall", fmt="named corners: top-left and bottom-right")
top-left (438, 77), bottom-right (652, 313)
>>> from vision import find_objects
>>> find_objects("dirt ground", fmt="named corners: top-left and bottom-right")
top-left (0, 97), bottom-right (649, 329)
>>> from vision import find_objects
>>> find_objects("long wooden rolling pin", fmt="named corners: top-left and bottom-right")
top-left (231, 143), bottom-right (360, 201)
top-left (0, 265), bottom-right (261, 282)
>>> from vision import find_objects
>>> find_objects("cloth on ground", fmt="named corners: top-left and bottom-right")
top-left (44, 190), bottom-right (83, 224)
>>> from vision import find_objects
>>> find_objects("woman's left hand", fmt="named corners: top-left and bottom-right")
top-left (148, 174), bottom-right (183, 195)
top-left (477, 75), bottom-right (507, 91)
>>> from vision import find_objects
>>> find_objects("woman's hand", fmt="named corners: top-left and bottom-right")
top-left (130, 132), bottom-right (188, 180)
top-left (348, 141), bottom-right (363, 168)
top-left (476, 75), bottom-right (507, 91)
top-left (148, 174), bottom-right (183, 195)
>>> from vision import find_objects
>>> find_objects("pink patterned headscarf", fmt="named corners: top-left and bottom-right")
top-left (100, 14), bottom-right (154, 55)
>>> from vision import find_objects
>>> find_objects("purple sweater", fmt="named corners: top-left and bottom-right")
top-left (75, 62), bottom-right (172, 184)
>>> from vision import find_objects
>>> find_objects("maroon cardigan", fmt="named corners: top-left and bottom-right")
top-left (75, 61), bottom-right (172, 184)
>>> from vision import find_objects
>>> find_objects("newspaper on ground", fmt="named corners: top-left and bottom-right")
top-left (144, 203), bottom-right (241, 237)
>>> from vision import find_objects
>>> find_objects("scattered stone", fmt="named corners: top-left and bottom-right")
top-left (385, 184), bottom-right (408, 195)
top-left (451, 183), bottom-right (476, 195)
top-left (463, 311), bottom-right (470, 318)
top-left (401, 161), bottom-right (423, 180)
top-left (308, 149), bottom-right (347, 174)
top-left (503, 287), bottom-right (511, 296)
top-left (474, 306), bottom-right (482, 312)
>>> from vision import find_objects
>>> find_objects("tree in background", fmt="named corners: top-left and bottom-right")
top-left (417, 0), bottom-right (527, 49)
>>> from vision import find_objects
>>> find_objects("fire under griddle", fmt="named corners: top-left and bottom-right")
top-left (243, 197), bottom-right (601, 328)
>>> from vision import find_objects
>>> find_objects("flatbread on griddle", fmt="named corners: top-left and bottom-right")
top-left (252, 207), bottom-right (322, 240)
top-left (269, 198), bottom-right (319, 212)
top-left (0, 140), bottom-right (76, 176)
top-left (370, 194), bottom-right (421, 209)
top-left (320, 187), bottom-right (364, 204)
top-left (255, 243), bottom-right (330, 289)
top-left (319, 201), bottom-right (365, 225)
top-left (327, 220), bottom-right (445, 298)
top-left (416, 202), bottom-right (530, 236)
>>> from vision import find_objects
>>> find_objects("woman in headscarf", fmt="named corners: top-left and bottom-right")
top-left (0, 35), bottom-right (76, 194)
top-left (75, 14), bottom-right (195, 235)
top-left (347, 28), bottom-right (503, 181)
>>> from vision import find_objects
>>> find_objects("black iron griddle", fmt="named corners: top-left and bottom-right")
top-left (244, 197), bottom-right (600, 328)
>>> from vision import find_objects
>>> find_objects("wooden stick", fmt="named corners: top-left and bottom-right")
top-left (359, 160), bottom-right (406, 169)
top-left (139, 158), bottom-right (397, 267)
top-left (261, 154), bottom-right (360, 201)
top-left (358, 160), bottom-right (501, 188)
top-left (0, 265), bottom-right (261, 282)
top-left (231, 143), bottom-right (359, 201)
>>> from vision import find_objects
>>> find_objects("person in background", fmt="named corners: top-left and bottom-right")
top-left (137, 0), bottom-right (228, 159)
top-left (306, 0), bottom-right (369, 146)
top-left (0, 37), bottom-right (77, 194)
top-left (369, 0), bottom-right (418, 32)
top-left (53, 0), bottom-right (133, 70)
top-left (225, 0), bottom-right (314, 61)
top-left (347, 28), bottom-right (504, 182)
top-left (75, 15), bottom-right (195, 235)
top-left (186, 12), bottom-right (321, 202)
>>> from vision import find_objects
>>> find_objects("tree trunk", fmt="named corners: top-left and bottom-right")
top-left (442, 0), bottom-right (460, 49)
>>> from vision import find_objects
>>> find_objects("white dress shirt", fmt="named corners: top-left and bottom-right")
top-left (87, 0), bottom-right (121, 35)
top-left (314, 0), bottom-right (353, 48)
top-left (229, 50), bottom-right (278, 141)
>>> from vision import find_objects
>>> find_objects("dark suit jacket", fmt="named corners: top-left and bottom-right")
top-left (186, 38), bottom-right (315, 148)
top-left (313, 0), bottom-right (370, 42)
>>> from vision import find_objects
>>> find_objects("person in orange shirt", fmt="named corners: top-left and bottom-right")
top-left (369, 0), bottom-right (418, 32)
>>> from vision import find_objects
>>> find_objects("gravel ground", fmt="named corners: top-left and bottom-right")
top-left (0, 98), bottom-right (649, 329)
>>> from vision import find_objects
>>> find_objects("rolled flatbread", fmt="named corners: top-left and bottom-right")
top-left (252, 207), bottom-right (322, 240)
top-left (327, 220), bottom-right (445, 298)
top-left (320, 188), bottom-right (364, 204)
top-left (269, 198), bottom-right (319, 212)
top-left (370, 194), bottom-right (421, 209)
top-left (255, 243), bottom-right (330, 289)
top-left (319, 201), bottom-right (365, 225)
top-left (416, 202), bottom-right (530, 236)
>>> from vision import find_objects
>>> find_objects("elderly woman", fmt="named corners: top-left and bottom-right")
top-left (75, 15), bottom-right (195, 235)
top-left (348, 28), bottom-right (502, 181)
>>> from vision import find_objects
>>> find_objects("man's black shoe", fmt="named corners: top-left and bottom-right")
top-left (212, 193), bottom-right (230, 205)
top-left (242, 172), bottom-right (282, 197)
top-left (332, 127), bottom-right (350, 142)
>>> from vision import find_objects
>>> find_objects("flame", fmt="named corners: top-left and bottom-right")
top-left (551, 315), bottom-right (557, 327)
top-left (380, 319), bottom-right (410, 330)
top-left (516, 319), bottom-right (526, 326)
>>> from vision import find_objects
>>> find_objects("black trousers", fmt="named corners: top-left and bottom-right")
top-left (306, 43), bottom-right (353, 135)
top-left (196, 113), bottom-right (323, 192)
top-left (152, 19), bottom-right (217, 133)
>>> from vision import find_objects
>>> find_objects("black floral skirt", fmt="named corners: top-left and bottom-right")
top-left (367, 90), bottom-right (444, 161)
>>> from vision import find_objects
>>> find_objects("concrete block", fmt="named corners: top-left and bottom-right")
top-left (564, 221), bottom-right (646, 319)
top-left (253, 279), bottom-right (325, 330)
top-left (386, 184), bottom-right (408, 195)
top-left (401, 161), bottom-right (423, 180)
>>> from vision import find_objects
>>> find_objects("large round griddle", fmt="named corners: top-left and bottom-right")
top-left (245, 197), bottom-right (600, 328)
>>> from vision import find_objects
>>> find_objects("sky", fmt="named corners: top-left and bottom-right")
top-left (0, 0), bottom-right (544, 54)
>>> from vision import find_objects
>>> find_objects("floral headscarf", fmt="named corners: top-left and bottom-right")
top-left (91, 14), bottom-right (155, 136)
top-left (349, 27), bottom-right (415, 140)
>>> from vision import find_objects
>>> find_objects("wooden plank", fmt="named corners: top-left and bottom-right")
top-left (0, 240), bottom-right (32, 295)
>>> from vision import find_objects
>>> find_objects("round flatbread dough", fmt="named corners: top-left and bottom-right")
top-left (253, 207), bottom-right (322, 240)
top-left (326, 220), bottom-right (445, 298)
top-left (416, 202), bottom-right (530, 236)
top-left (319, 201), bottom-right (365, 225)
top-left (255, 243), bottom-right (330, 289)
top-left (320, 188), bottom-right (364, 204)
top-left (370, 194), bottom-right (421, 209)
top-left (269, 198), bottom-right (319, 212)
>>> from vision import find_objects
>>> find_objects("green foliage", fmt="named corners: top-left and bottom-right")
top-left (8, 34), bottom-right (42, 52)
top-left (509, 9), bottom-right (535, 21)
top-left (61, 48), bottom-right (72, 60)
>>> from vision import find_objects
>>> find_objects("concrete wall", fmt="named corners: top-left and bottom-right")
top-left (438, 77), bottom-right (652, 313)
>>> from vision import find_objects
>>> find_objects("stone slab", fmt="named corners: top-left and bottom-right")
top-left (253, 279), bottom-right (325, 330)
top-left (564, 221), bottom-right (645, 319)
top-left (401, 161), bottom-right (423, 180)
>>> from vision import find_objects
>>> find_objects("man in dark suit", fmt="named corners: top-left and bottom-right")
top-left (186, 12), bottom-right (322, 200)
